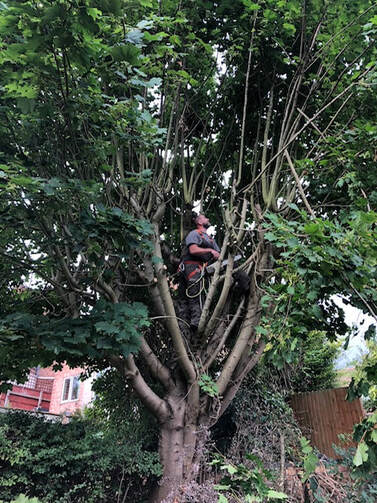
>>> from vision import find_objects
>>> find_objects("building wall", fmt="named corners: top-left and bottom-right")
top-left (38, 365), bottom-right (95, 415)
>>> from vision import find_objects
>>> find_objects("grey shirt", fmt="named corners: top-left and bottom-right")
top-left (184, 229), bottom-right (220, 261)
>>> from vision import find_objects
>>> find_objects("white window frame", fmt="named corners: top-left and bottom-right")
top-left (61, 376), bottom-right (81, 403)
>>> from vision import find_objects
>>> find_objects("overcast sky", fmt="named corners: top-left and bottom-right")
top-left (333, 296), bottom-right (375, 369)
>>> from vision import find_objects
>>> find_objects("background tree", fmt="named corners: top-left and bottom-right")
top-left (0, 0), bottom-right (377, 501)
top-left (263, 329), bottom-right (340, 393)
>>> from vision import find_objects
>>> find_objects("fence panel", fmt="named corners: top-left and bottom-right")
top-left (290, 387), bottom-right (364, 458)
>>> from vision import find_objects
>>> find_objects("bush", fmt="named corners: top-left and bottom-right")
top-left (265, 330), bottom-right (340, 393)
top-left (7, 496), bottom-right (42, 503)
top-left (0, 410), bottom-right (160, 503)
top-left (215, 375), bottom-right (302, 473)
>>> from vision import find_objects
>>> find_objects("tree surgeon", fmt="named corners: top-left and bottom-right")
top-left (178, 214), bottom-right (220, 333)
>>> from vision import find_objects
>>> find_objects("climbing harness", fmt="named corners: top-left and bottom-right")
top-left (185, 265), bottom-right (207, 300)
top-left (178, 259), bottom-right (208, 299)
top-left (179, 228), bottom-right (218, 301)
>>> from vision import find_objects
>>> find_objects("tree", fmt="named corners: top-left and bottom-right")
top-left (263, 329), bottom-right (340, 393)
top-left (0, 0), bottom-right (377, 501)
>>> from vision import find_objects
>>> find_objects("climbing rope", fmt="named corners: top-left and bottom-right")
top-left (185, 266), bottom-right (207, 299)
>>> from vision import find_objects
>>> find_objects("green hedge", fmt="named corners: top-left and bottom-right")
top-left (0, 411), bottom-right (160, 503)
top-left (9, 497), bottom-right (42, 503)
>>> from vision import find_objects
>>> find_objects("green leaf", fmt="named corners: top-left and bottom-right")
top-left (42, 177), bottom-right (61, 195)
top-left (266, 490), bottom-right (288, 499)
top-left (125, 28), bottom-right (144, 45)
top-left (255, 325), bottom-right (268, 336)
top-left (87, 8), bottom-right (102, 20)
top-left (11, 495), bottom-right (42, 503)
top-left (304, 452), bottom-right (318, 476)
top-left (282, 23), bottom-right (296, 35)
top-left (110, 44), bottom-right (140, 64)
top-left (364, 324), bottom-right (376, 340)
top-left (304, 223), bottom-right (322, 236)
top-left (300, 437), bottom-right (312, 454)
top-left (241, 0), bottom-right (261, 10)
top-left (214, 484), bottom-right (231, 490)
top-left (261, 295), bottom-right (271, 307)
top-left (146, 77), bottom-right (162, 87)
top-left (222, 464), bottom-right (237, 475)
top-left (264, 231), bottom-right (278, 242)
top-left (263, 9), bottom-right (277, 20)
top-left (353, 442), bottom-right (369, 467)
top-left (4, 82), bottom-right (38, 99)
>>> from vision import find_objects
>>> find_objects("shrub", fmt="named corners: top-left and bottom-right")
top-left (215, 375), bottom-right (301, 473)
top-left (0, 410), bottom-right (160, 503)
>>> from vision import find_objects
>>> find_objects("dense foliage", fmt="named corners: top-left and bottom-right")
top-left (0, 0), bottom-right (159, 386)
top-left (345, 338), bottom-right (377, 484)
top-left (0, 0), bottom-right (377, 499)
top-left (0, 410), bottom-right (160, 503)
top-left (87, 367), bottom-right (159, 444)
top-left (217, 374), bottom-right (301, 469)
top-left (265, 330), bottom-right (339, 393)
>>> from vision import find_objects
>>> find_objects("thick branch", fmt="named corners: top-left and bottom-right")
top-left (237, 21), bottom-right (256, 187)
top-left (203, 298), bottom-right (245, 371)
top-left (139, 337), bottom-right (174, 391)
top-left (197, 232), bottom-right (229, 333)
top-left (109, 355), bottom-right (169, 421)
top-left (216, 290), bottom-right (261, 395)
top-left (204, 256), bottom-right (234, 337)
top-left (218, 339), bottom-right (266, 418)
top-left (152, 221), bottom-right (197, 383)
top-left (261, 85), bottom-right (275, 205)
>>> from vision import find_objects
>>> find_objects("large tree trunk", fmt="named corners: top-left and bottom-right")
top-left (152, 394), bottom-right (200, 503)
top-left (153, 421), bottom-right (185, 502)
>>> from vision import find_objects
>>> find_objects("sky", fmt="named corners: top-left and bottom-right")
top-left (333, 296), bottom-right (375, 369)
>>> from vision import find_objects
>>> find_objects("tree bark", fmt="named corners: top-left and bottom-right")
top-left (151, 391), bottom-right (201, 503)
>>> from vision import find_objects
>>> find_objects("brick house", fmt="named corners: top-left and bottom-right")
top-left (0, 364), bottom-right (95, 416)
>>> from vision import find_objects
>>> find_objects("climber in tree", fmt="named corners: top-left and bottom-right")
top-left (178, 214), bottom-right (220, 332)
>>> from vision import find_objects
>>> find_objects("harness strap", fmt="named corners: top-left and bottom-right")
top-left (187, 266), bottom-right (202, 280)
top-left (195, 229), bottom-right (214, 245)
top-left (180, 259), bottom-right (207, 281)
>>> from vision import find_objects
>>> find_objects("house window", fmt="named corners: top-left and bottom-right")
top-left (61, 376), bottom-right (80, 402)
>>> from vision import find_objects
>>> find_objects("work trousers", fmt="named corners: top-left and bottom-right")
top-left (177, 266), bottom-right (204, 332)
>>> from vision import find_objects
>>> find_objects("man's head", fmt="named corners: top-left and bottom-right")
top-left (195, 214), bottom-right (210, 229)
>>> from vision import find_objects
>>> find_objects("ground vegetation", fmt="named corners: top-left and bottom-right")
top-left (0, 410), bottom-right (160, 502)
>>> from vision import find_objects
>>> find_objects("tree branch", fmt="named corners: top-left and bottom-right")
top-left (241, 67), bottom-right (372, 196)
top-left (216, 290), bottom-right (261, 395)
top-left (139, 337), bottom-right (174, 391)
top-left (197, 232), bottom-right (229, 334)
top-left (152, 222), bottom-right (197, 383)
top-left (109, 355), bottom-right (169, 421)
top-left (204, 256), bottom-right (234, 337)
top-left (203, 298), bottom-right (245, 371)
top-left (284, 150), bottom-right (315, 218)
top-left (218, 339), bottom-right (266, 418)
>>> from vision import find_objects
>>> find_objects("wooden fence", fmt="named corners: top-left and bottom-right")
top-left (290, 387), bottom-right (364, 458)
top-left (0, 384), bottom-right (52, 411)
